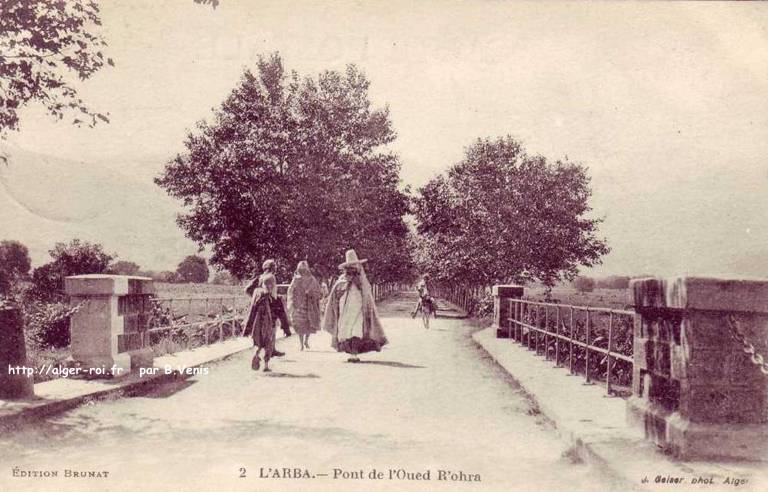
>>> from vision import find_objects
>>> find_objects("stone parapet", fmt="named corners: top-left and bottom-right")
top-left (627, 276), bottom-right (768, 460)
top-left (65, 275), bottom-right (155, 377)
top-left (64, 274), bottom-right (155, 297)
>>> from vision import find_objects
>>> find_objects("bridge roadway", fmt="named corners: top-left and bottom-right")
top-left (0, 292), bottom-right (615, 492)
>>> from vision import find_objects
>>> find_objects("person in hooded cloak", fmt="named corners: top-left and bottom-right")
top-left (322, 249), bottom-right (388, 363)
top-left (287, 260), bottom-right (323, 351)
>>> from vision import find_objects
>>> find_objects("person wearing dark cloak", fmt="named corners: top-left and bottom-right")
top-left (245, 259), bottom-right (280, 371)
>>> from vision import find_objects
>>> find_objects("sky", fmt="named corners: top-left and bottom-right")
top-left (2, 0), bottom-right (768, 278)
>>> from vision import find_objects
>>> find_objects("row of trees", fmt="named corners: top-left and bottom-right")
top-left (112, 256), bottom-right (213, 284)
top-left (0, 239), bottom-right (220, 303)
top-left (0, 239), bottom-right (224, 349)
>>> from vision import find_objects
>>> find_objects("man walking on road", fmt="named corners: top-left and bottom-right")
top-left (245, 259), bottom-right (289, 359)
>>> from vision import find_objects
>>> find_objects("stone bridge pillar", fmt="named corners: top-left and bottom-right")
top-left (65, 275), bottom-right (155, 377)
top-left (493, 285), bottom-right (524, 338)
top-left (0, 303), bottom-right (35, 399)
top-left (627, 276), bottom-right (768, 460)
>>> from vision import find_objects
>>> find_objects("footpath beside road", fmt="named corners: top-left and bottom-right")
top-left (0, 292), bottom-right (445, 432)
top-left (0, 334), bottom-right (260, 431)
top-left (472, 325), bottom-right (768, 490)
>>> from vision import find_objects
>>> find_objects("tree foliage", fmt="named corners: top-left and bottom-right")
top-left (0, 0), bottom-right (113, 136)
top-left (0, 239), bottom-right (31, 295)
top-left (109, 260), bottom-right (141, 276)
top-left (212, 269), bottom-right (237, 285)
top-left (156, 53), bottom-right (413, 282)
top-left (23, 299), bottom-right (74, 349)
top-left (154, 271), bottom-right (179, 283)
top-left (175, 255), bottom-right (209, 283)
top-left (413, 136), bottom-right (609, 287)
top-left (28, 239), bottom-right (114, 301)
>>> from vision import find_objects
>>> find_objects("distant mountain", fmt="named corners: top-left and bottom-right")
top-left (0, 143), bottom-right (199, 271)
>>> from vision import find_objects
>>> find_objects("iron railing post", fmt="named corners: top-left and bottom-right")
top-left (544, 306), bottom-right (549, 360)
top-left (606, 312), bottom-right (614, 395)
top-left (555, 306), bottom-right (561, 366)
top-left (569, 307), bottom-right (574, 374)
top-left (585, 309), bottom-right (592, 384)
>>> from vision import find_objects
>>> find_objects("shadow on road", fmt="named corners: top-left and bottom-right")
top-left (263, 372), bottom-right (321, 379)
top-left (355, 360), bottom-right (425, 369)
top-left (139, 379), bottom-right (199, 399)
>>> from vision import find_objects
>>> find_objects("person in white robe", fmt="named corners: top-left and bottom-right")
top-left (322, 249), bottom-right (387, 362)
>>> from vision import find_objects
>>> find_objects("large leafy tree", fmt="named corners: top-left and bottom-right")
top-left (156, 53), bottom-right (413, 282)
top-left (0, 0), bottom-right (227, 141)
top-left (0, 0), bottom-right (113, 136)
top-left (413, 136), bottom-right (609, 288)
top-left (175, 255), bottom-right (209, 283)
top-left (28, 238), bottom-right (114, 301)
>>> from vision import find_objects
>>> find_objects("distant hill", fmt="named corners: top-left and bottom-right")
top-left (0, 143), bottom-right (199, 271)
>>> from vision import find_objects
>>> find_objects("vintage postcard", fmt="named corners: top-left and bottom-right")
top-left (1, 1), bottom-right (767, 491)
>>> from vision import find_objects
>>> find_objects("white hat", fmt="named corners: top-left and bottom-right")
top-left (338, 249), bottom-right (368, 269)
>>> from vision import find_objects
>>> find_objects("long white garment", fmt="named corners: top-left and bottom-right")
top-left (337, 284), bottom-right (364, 342)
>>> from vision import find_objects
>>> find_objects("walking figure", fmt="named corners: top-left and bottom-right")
top-left (322, 249), bottom-right (388, 363)
top-left (245, 259), bottom-right (282, 371)
top-left (287, 260), bottom-right (323, 351)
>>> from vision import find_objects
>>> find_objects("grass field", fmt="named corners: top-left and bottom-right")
top-left (152, 282), bottom-right (251, 321)
top-left (524, 287), bottom-right (632, 310)
top-left (155, 282), bottom-right (246, 298)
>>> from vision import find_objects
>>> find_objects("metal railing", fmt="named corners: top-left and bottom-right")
top-left (506, 298), bottom-right (634, 396)
top-left (145, 282), bottom-right (405, 355)
top-left (146, 295), bottom-right (251, 355)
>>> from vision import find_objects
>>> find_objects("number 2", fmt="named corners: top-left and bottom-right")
top-left (239, 467), bottom-right (247, 478)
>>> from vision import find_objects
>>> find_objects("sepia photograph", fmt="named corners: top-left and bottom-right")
top-left (1, 1), bottom-right (767, 491)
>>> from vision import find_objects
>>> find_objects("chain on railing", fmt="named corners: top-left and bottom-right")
top-left (727, 314), bottom-right (768, 376)
top-left (506, 298), bottom-right (634, 397)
